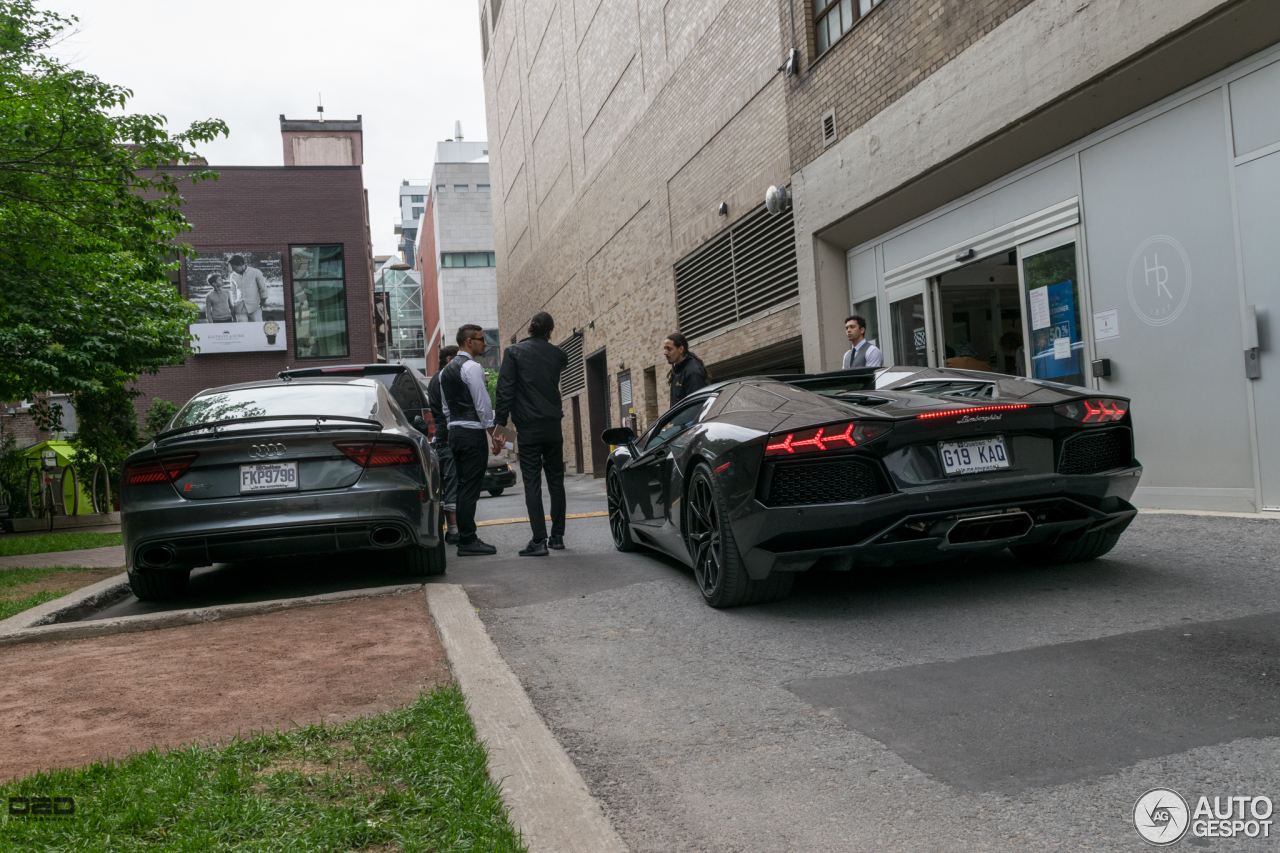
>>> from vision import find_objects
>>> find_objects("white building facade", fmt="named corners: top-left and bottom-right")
top-left (792, 0), bottom-right (1280, 513)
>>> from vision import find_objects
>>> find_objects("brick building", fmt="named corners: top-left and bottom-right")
top-left (480, 0), bottom-right (800, 474)
top-left (786, 0), bottom-right (1280, 511)
top-left (133, 115), bottom-right (377, 414)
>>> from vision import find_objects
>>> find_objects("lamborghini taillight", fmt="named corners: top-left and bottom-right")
top-left (1054, 398), bottom-right (1129, 424)
top-left (764, 421), bottom-right (891, 457)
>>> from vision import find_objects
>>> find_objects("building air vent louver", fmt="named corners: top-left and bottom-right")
top-left (674, 202), bottom-right (799, 340)
top-left (560, 332), bottom-right (585, 395)
top-left (821, 108), bottom-right (837, 148)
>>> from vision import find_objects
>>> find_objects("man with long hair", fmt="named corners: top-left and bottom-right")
top-left (664, 332), bottom-right (710, 406)
top-left (494, 311), bottom-right (570, 556)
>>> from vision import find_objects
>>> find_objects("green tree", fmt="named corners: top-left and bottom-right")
top-left (67, 383), bottom-right (139, 498)
top-left (141, 397), bottom-right (181, 443)
top-left (0, 1), bottom-right (228, 402)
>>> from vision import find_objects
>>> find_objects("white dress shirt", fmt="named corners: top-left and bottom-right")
top-left (440, 351), bottom-right (495, 430)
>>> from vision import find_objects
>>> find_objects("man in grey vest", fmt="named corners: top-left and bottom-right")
top-left (842, 314), bottom-right (883, 369)
top-left (439, 324), bottom-right (498, 555)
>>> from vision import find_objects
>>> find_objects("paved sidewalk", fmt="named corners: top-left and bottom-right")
top-left (0, 545), bottom-right (125, 571)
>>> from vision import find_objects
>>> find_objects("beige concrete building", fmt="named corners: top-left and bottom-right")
top-left (480, 0), bottom-right (799, 474)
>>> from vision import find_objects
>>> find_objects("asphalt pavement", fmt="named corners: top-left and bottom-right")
top-left (79, 473), bottom-right (1280, 850)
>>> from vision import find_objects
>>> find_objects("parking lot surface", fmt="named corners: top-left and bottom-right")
top-left (82, 474), bottom-right (1280, 850)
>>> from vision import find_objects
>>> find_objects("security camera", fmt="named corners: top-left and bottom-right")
top-left (779, 48), bottom-right (799, 77)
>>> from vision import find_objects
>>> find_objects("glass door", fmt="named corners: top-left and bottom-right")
top-left (887, 282), bottom-right (932, 367)
top-left (1017, 230), bottom-right (1087, 386)
top-left (931, 250), bottom-right (1025, 376)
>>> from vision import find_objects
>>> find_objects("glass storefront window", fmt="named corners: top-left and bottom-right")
top-left (853, 296), bottom-right (879, 350)
top-left (1022, 243), bottom-right (1085, 386)
top-left (290, 245), bottom-right (349, 359)
top-left (890, 292), bottom-right (929, 367)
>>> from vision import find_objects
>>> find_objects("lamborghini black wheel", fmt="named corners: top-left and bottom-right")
top-left (685, 463), bottom-right (792, 608)
top-left (606, 467), bottom-right (636, 552)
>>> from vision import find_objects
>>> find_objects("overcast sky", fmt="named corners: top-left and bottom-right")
top-left (45, 0), bottom-right (489, 256)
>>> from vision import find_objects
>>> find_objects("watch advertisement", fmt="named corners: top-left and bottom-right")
top-left (187, 250), bottom-right (288, 353)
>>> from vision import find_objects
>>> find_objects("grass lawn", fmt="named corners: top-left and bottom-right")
top-left (0, 532), bottom-right (122, 557)
top-left (0, 566), bottom-right (122, 622)
top-left (0, 686), bottom-right (526, 852)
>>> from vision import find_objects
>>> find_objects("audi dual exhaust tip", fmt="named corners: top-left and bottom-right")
top-left (370, 527), bottom-right (405, 547)
top-left (141, 546), bottom-right (176, 567)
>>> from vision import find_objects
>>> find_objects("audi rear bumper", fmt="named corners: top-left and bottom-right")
top-left (123, 481), bottom-right (439, 572)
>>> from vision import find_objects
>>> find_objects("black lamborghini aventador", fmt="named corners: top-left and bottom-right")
top-left (601, 367), bottom-right (1141, 608)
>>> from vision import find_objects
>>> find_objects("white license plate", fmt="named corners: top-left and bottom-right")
top-left (939, 436), bottom-right (1009, 476)
top-left (239, 462), bottom-right (299, 493)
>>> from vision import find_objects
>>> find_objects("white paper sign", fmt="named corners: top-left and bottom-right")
top-left (1093, 308), bottom-right (1121, 341)
top-left (1053, 336), bottom-right (1071, 360)
top-left (1029, 286), bottom-right (1051, 330)
top-left (190, 322), bottom-right (287, 354)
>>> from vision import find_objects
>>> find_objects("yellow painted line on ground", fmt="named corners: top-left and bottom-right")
top-left (476, 511), bottom-right (609, 528)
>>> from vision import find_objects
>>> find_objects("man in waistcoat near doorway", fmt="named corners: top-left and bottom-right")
top-left (842, 315), bottom-right (883, 369)
top-left (439, 324), bottom-right (498, 555)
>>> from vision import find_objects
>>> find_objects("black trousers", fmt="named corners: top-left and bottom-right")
top-left (449, 427), bottom-right (489, 543)
top-left (517, 423), bottom-right (566, 542)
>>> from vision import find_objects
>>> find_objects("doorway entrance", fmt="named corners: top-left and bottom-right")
top-left (934, 252), bottom-right (1025, 375)
top-left (584, 348), bottom-right (610, 477)
top-left (886, 229), bottom-right (1087, 386)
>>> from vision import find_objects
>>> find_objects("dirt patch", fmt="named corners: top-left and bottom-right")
top-left (0, 590), bottom-right (451, 781)
top-left (0, 568), bottom-right (121, 601)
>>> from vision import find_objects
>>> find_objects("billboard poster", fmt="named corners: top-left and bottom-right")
top-left (187, 251), bottom-right (287, 353)
top-left (1029, 280), bottom-right (1080, 380)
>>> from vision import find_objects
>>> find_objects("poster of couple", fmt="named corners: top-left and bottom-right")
top-left (187, 251), bottom-right (288, 353)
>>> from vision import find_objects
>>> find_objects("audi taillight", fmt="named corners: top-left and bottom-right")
top-left (1054, 398), bottom-right (1129, 424)
top-left (764, 421), bottom-right (891, 457)
top-left (334, 439), bottom-right (419, 467)
top-left (123, 453), bottom-right (198, 486)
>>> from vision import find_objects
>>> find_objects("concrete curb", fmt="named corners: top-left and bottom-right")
top-left (425, 583), bottom-right (628, 853)
top-left (0, 582), bottom-right (425, 647)
top-left (1138, 508), bottom-right (1280, 520)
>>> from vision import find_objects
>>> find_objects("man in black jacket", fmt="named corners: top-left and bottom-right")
top-left (494, 311), bottom-right (570, 557)
top-left (426, 345), bottom-right (460, 543)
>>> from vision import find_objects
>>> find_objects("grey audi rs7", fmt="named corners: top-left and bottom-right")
top-left (602, 367), bottom-right (1141, 608)
top-left (121, 377), bottom-right (445, 601)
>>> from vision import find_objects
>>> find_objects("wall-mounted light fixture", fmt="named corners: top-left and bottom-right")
top-left (717, 202), bottom-right (728, 217)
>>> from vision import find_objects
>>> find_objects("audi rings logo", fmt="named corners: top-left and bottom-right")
top-left (248, 443), bottom-right (287, 459)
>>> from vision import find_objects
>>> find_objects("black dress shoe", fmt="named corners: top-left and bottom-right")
top-left (547, 535), bottom-right (564, 550)
top-left (445, 530), bottom-right (459, 545)
top-left (457, 538), bottom-right (497, 556)
top-left (519, 539), bottom-right (549, 557)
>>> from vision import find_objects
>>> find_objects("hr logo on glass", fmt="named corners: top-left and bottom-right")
top-left (1134, 788), bottom-right (1190, 845)
top-left (1127, 236), bottom-right (1191, 327)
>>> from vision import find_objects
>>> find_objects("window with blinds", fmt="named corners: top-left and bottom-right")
top-left (674, 202), bottom-right (799, 339)
top-left (560, 332), bottom-right (585, 395)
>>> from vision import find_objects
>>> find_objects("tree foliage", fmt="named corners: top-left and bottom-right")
top-left (67, 382), bottom-right (139, 497)
top-left (0, 1), bottom-right (228, 401)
